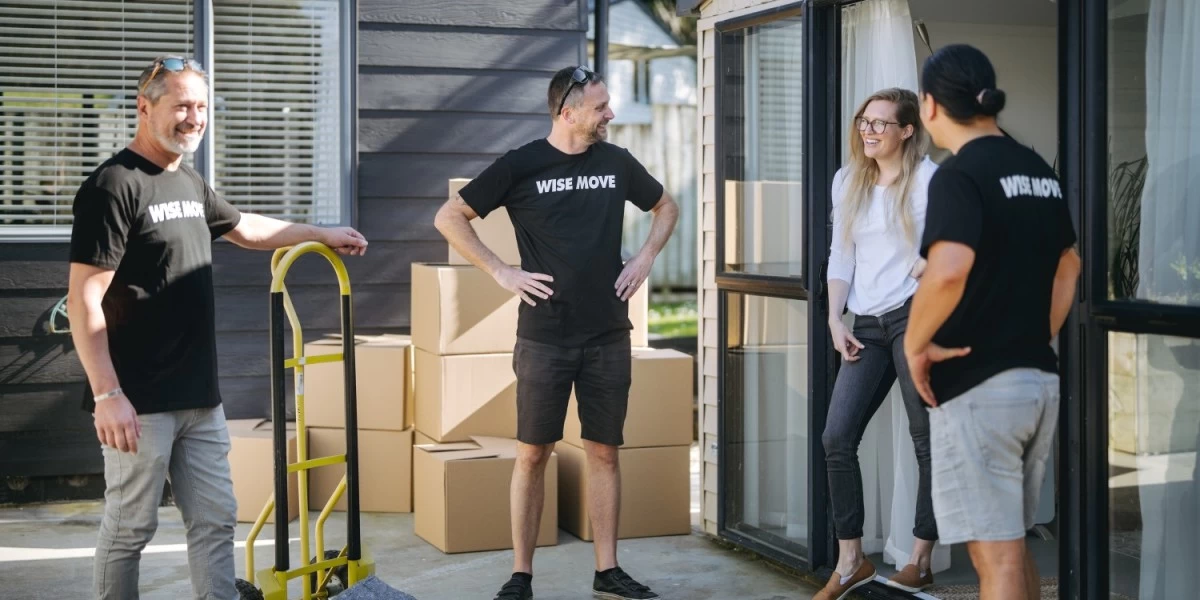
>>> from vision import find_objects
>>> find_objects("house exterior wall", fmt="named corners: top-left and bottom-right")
top-left (0, 0), bottom-right (587, 495)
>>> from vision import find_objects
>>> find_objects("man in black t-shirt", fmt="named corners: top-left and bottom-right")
top-left (904, 45), bottom-right (1081, 600)
top-left (69, 57), bottom-right (366, 600)
top-left (434, 66), bottom-right (678, 600)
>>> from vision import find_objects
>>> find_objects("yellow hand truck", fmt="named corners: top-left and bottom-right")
top-left (235, 242), bottom-right (375, 600)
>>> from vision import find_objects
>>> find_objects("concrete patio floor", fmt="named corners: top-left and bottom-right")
top-left (0, 500), bottom-right (815, 600)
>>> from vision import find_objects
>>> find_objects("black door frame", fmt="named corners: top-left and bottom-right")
top-left (713, 1), bottom-right (818, 570)
top-left (716, 1), bottom-right (1200, 598)
top-left (1064, 1), bottom-right (1200, 599)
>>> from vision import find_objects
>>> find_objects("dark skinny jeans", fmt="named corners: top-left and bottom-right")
top-left (822, 300), bottom-right (939, 542)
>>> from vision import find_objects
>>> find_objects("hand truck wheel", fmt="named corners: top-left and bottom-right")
top-left (235, 578), bottom-right (264, 600)
top-left (310, 549), bottom-right (350, 596)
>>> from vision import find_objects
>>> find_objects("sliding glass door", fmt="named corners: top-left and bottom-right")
top-left (714, 4), bottom-right (825, 567)
top-left (1067, 0), bottom-right (1200, 597)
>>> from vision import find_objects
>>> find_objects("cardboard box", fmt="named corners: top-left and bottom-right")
top-left (414, 437), bottom-right (558, 553)
top-left (307, 427), bottom-right (414, 513)
top-left (628, 283), bottom-right (649, 348)
top-left (415, 431), bottom-right (436, 446)
top-left (303, 334), bottom-right (412, 431)
top-left (411, 263), bottom-right (648, 356)
top-left (563, 348), bottom-right (693, 448)
top-left (229, 419), bottom-right (300, 523)
top-left (556, 442), bottom-right (690, 541)
top-left (447, 178), bottom-right (523, 266)
top-left (411, 263), bottom-right (520, 356)
top-left (414, 349), bottom-right (518, 442)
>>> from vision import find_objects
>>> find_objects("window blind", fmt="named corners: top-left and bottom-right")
top-left (0, 0), bottom-right (194, 236)
top-left (212, 0), bottom-right (342, 224)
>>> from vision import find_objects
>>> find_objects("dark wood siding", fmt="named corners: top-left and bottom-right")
top-left (0, 0), bottom-right (586, 485)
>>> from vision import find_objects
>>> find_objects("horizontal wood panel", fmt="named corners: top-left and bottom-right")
top-left (0, 384), bottom-right (99, 477)
top-left (213, 283), bottom-right (411, 333)
top-left (0, 382), bottom-right (89, 433)
top-left (0, 290), bottom-right (68, 339)
top-left (211, 240), bottom-right (445, 286)
top-left (219, 374), bottom-right (280, 421)
top-left (359, 114), bottom-right (548, 154)
top-left (0, 473), bottom-right (106, 502)
top-left (0, 428), bottom-right (103, 477)
top-left (703, 347), bottom-right (718, 378)
top-left (0, 335), bottom-right (82, 385)
top-left (0, 330), bottom-right (356, 385)
top-left (359, 71), bottom-right (551, 113)
top-left (360, 0), bottom-right (583, 31)
top-left (0, 245), bottom-right (435, 338)
top-left (0, 241), bottom-right (435, 291)
top-left (359, 154), bottom-right (498, 198)
top-left (0, 243), bottom-right (70, 290)
top-left (359, 28), bottom-right (579, 71)
top-left (357, 197), bottom-right (445, 243)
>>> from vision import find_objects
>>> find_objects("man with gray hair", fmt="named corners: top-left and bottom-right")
top-left (68, 56), bottom-right (367, 599)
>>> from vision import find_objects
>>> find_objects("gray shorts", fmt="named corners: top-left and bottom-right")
top-left (928, 368), bottom-right (1059, 545)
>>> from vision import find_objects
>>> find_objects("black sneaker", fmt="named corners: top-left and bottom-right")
top-left (593, 567), bottom-right (659, 599)
top-left (493, 573), bottom-right (533, 600)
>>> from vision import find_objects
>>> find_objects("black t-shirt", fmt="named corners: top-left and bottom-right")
top-left (920, 135), bottom-right (1076, 402)
top-left (70, 149), bottom-right (241, 414)
top-left (459, 139), bottom-right (663, 347)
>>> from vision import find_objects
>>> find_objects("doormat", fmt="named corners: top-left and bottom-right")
top-left (927, 579), bottom-right (1057, 600)
top-left (925, 579), bottom-right (1134, 600)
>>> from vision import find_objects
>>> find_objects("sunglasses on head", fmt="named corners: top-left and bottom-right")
top-left (140, 56), bottom-right (203, 95)
top-left (556, 66), bottom-right (595, 116)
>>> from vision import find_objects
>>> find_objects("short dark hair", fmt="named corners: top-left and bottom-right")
top-left (547, 66), bottom-right (606, 118)
top-left (920, 44), bottom-right (1006, 123)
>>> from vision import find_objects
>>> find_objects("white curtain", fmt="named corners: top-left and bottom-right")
top-left (839, 0), bottom-right (952, 574)
top-left (1135, 5), bottom-right (1200, 598)
top-left (1136, 0), bottom-right (1200, 305)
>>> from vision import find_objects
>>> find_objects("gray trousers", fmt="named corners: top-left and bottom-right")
top-left (94, 406), bottom-right (237, 600)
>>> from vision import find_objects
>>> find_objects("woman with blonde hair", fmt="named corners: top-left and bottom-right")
top-left (815, 87), bottom-right (940, 600)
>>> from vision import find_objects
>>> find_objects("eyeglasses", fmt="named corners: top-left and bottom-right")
top-left (855, 117), bottom-right (900, 135)
top-left (139, 56), bottom-right (203, 95)
top-left (556, 66), bottom-right (594, 116)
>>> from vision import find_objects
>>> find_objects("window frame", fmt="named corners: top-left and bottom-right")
top-left (716, 287), bottom-right (815, 568)
top-left (1077, 0), bottom-right (1200, 336)
top-left (0, 0), bottom-right (356, 242)
top-left (713, 3), bottom-right (810, 297)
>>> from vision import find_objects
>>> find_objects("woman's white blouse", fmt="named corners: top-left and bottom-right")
top-left (827, 157), bottom-right (938, 317)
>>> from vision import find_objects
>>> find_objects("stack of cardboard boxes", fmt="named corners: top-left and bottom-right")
top-left (228, 418), bottom-right (301, 523)
top-left (227, 177), bottom-right (687, 552)
top-left (409, 179), bottom-right (551, 553)
top-left (229, 334), bottom-right (415, 522)
top-left (556, 348), bottom-right (694, 540)
top-left (303, 334), bottom-right (416, 514)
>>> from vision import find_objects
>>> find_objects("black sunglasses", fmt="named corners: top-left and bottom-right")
top-left (556, 66), bottom-right (595, 116)
top-left (140, 56), bottom-right (204, 94)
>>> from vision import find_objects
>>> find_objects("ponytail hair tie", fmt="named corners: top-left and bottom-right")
top-left (976, 89), bottom-right (990, 104)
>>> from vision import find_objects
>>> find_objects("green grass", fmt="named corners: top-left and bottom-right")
top-left (648, 299), bottom-right (698, 338)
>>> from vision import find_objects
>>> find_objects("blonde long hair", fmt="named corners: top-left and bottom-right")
top-left (839, 88), bottom-right (928, 249)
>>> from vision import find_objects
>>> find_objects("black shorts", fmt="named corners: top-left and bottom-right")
top-left (512, 334), bottom-right (631, 446)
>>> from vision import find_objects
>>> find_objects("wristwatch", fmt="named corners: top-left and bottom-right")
top-left (94, 387), bottom-right (124, 402)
